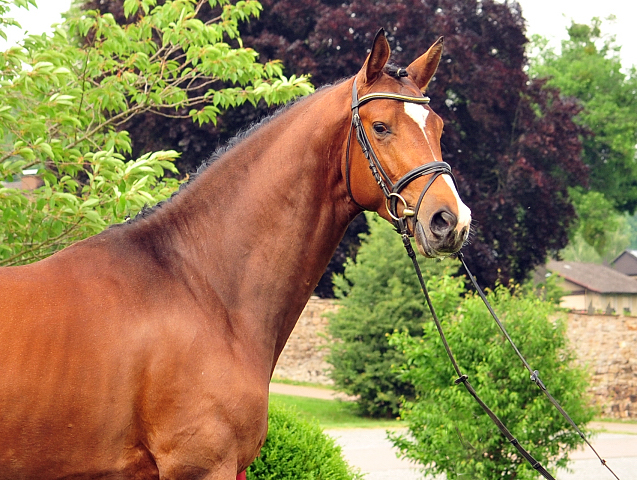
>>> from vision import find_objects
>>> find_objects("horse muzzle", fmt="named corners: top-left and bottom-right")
top-left (413, 209), bottom-right (470, 258)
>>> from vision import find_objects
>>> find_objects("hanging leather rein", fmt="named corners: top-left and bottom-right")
top-left (346, 78), bottom-right (621, 480)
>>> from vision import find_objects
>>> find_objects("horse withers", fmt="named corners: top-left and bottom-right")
top-left (0, 30), bottom-right (470, 479)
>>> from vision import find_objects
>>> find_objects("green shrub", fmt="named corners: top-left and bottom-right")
top-left (327, 213), bottom-right (462, 418)
top-left (246, 404), bottom-right (362, 480)
top-left (389, 284), bottom-right (596, 480)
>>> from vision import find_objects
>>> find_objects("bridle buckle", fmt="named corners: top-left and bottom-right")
top-left (386, 193), bottom-right (415, 221)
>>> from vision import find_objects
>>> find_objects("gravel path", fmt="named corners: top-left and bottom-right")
top-left (325, 428), bottom-right (637, 480)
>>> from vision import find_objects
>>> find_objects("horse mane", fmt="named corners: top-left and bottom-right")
top-left (112, 67), bottom-right (413, 227)
top-left (189, 81), bottom-right (341, 180)
top-left (115, 83), bottom-right (341, 226)
top-left (117, 121), bottom-right (270, 226)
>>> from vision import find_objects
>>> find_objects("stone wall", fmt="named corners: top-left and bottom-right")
top-left (275, 299), bottom-right (637, 418)
top-left (567, 313), bottom-right (637, 418)
top-left (272, 297), bottom-right (338, 384)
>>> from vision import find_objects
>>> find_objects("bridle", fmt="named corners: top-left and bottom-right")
top-left (345, 78), bottom-right (457, 237)
top-left (345, 76), bottom-right (621, 480)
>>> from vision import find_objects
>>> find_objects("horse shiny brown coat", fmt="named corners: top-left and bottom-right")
top-left (0, 30), bottom-right (470, 479)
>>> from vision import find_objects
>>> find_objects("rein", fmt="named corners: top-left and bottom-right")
top-left (403, 241), bottom-right (621, 480)
top-left (347, 80), bottom-right (621, 480)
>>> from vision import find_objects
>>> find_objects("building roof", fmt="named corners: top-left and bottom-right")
top-left (546, 260), bottom-right (637, 294)
top-left (611, 250), bottom-right (637, 276)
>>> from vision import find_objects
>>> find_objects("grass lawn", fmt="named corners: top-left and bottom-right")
top-left (269, 392), bottom-right (403, 429)
top-left (270, 376), bottom-right (335, 389)
top-left (268, 381), bottom-right (637, 431)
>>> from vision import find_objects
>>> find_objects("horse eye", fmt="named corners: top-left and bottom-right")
top-left (372, 123), bottom-right (388, 134)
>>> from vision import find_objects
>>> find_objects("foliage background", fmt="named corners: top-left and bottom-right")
top-left (0, 0), bottom-right (312, 266)
top-left (80, 0), bottom-right (591, 293)
top-left (10, 2), bottom-right (637, 290)
top-left (529, 18), bottom-right (637, 214)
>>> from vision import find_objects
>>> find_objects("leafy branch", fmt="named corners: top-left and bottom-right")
top-left (0, 0), bottom-right (314, 265)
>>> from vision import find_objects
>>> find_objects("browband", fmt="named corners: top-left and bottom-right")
top-left (356, 91), bottom-right (431, 108)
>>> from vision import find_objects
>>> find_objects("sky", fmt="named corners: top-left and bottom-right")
top-left (517, 0), bottom-right (637, 68)
top-left (1, 0), bottom-right (636, 68)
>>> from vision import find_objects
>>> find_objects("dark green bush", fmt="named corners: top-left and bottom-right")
top-left (327, 213), bottom-right (461, 417)
top-left (246, 404), bottom-right (362, 480)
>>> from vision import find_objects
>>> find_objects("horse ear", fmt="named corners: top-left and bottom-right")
top-left (358, 28), bottom-right (391, 85)
top-left (406, 36), bottom-right (444, 92)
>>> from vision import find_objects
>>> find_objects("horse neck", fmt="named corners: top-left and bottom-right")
top-left (131, 81), bottom-right (358, 368)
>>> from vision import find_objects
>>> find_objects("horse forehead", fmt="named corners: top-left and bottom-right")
top-left (401, 101), bottom-right (471, 226)
top-left (402, 102), bottom-right (434, 135)
top-left (402, 102), bottom-right (441, 159)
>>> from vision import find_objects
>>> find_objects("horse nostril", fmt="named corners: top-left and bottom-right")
top-left (430, 209), bottom-right (458, 238)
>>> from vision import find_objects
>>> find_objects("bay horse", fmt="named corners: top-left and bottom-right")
top-left (0, 30), bottom-right (470, 479)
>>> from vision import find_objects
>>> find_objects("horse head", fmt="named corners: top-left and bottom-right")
top-left (345, 29), bottom-right (471, 258)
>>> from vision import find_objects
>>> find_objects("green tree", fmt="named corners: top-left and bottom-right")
top-left (528, 18), bottom-right (637, 260)
top-left (529, 18), bottom-right (637, 213)
top-left (327, 213), bottom-right (461, 417)
top-left (0, 0), bottom-right (312, 266)
top-left (560, 189), bottom-right (633, 263)
top-left (389, 284), bottom-right (595, 480)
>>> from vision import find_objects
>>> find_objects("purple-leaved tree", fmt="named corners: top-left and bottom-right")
top-left (83, 0), bottom-right (589, 290)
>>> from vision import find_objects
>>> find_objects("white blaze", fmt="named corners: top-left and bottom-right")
top-left (403, 102), bottom-right (472, 229)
